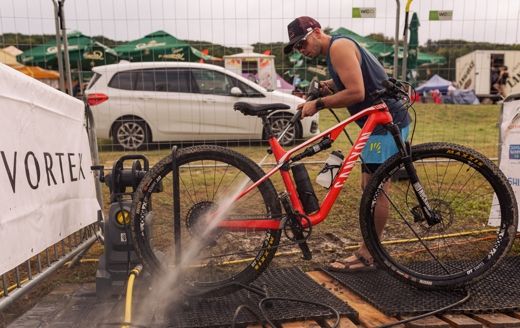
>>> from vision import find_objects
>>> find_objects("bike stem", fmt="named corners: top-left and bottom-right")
top-left (387, 124), bottom-right (440, 226)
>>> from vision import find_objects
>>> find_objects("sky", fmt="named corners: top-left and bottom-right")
top-left (0, 0), bottom-right (519, 47)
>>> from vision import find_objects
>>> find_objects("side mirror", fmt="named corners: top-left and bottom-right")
top-left (230, 87), bottom-right (243, 97)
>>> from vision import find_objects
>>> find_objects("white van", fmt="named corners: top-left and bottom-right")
top-left (456, 50), bottom-right (520, 103)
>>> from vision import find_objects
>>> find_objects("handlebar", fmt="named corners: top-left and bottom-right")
top-left (369, 78), bottom-right (409, 100)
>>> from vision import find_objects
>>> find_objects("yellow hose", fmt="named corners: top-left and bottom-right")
top-left (122, 265), bottom-right (143, 328)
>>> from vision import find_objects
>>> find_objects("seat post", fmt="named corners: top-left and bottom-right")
top-left (262, 116), bottom-right (274, 139)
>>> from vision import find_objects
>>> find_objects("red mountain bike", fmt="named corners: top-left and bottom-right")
top-left (130, 79), bottom-right (517, 296)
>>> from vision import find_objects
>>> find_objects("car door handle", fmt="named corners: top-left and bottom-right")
top-left (137, 96), bottom-right (152, 100)
top-left (202, 98), bottom-right (217, 103)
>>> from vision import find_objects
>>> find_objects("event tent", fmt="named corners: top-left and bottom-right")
top-left (332, 27), bottom-right (393, 58)
top-left (332, 27), bottom-right (446, 68)
top-left (415, 74), bottom-right (452, 94)
top-left (12, 65), bottom-right (60, 88)
top-left (0, 46), bottom-right (22, 66)
top-left (17, 31), bottom-right (118, 72)
top-left (114, 30), bottom-right (221, 62)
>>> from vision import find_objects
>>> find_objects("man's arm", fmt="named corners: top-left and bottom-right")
top-left (299, 39), bottom-right (365, 117)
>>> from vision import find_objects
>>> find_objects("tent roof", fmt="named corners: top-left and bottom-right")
top-left (242, 73), bottom-right (293, 90)
top-left (17, 31), bottom-right (118, 64)
top-left (0, 49), bottom-right (19, 65)
top-left (2, 46), bottom-right (22, 56)
top-left (114, 30), bottom-right (189, 53)
top-left (332, 27), bottom-right (393, 57)
top-left (113, 30), bottom-right (221, 61)
top-left (333, 27), bottom-right (446, 67)
top-left (14, 65), bottom-right (59, 79)
top-left (416, 74), bottom-right (452, 92)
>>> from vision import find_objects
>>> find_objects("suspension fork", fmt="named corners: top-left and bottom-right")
top-left (387, 124), bottom-right (440, 225)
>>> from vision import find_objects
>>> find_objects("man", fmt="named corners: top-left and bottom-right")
top-left (284, 16), bottom-right (410, 271)
top-left (498, 65), bottom-right (509, 98)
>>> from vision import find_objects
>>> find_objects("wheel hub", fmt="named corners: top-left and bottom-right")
top-left (186, 201), bottom-right (222, 244)
top-left (411, 199), bottom-right (454, 232)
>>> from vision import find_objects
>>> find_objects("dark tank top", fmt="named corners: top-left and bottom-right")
top-left (326, 35), bottom-right (410, 134)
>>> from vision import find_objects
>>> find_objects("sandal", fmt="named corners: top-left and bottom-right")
top-left (325, 251), bottom-right (376, 273)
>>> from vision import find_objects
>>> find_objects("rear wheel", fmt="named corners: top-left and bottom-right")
top-left (360, 142), bottom-right (518, 289)
top-left (268, 113), bottom-right (302, 146)
top-left (131, 145), bottom-right (282, 296)
top-left (112, 118), bottom-right (150, 150)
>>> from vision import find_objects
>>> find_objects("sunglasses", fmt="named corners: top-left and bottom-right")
top-left (294, 29), bottom-right (315, 51)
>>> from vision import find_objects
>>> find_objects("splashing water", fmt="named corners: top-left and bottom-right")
top-left (133, 153), bottom-right (272, 324)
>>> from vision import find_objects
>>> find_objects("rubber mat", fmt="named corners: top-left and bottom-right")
top-left (160, 267), bottom-right (357, 327)
top-left (324, 256), bottom-right (520, 316)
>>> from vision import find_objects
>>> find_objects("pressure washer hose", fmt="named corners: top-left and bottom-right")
top-left (122, 264), bottom-right (143, 328)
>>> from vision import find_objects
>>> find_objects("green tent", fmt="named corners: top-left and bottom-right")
top-left (114, 30), bottom-right (221, 62)
top-left (380, 47), bottom-right (446, 67)
top-left (332, 26), bottom-right (445, 68)
top-left (17, 31), bottom-right (118, 72)
top-left (332, 27), bottom-right (393, 58)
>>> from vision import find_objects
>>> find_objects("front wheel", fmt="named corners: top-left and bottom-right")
top-left (130, 145), bottom-right (282, 296)
top-left (360, 142), bottom-right (518, 290)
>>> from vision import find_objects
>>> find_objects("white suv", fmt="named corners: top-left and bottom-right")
top-left (85, 62), bottom-right (319, 150)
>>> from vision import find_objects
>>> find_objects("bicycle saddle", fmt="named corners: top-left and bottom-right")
top-left (234, 102), bottom-right (290, 117)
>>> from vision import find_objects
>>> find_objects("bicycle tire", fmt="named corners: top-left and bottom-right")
top-left (360, 142), bottom-right (518, 290)
top-left (130, 145), bottom-right (282, 296)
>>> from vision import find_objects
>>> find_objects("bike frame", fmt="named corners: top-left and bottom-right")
top-left (218, 102), bottom-right (395, 231)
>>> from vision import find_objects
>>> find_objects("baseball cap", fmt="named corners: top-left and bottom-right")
top-left (283, 16), bottom-right (321, 54)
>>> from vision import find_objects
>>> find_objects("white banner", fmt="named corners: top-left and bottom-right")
top-left (0, 64), bottom-right (100, 275)
top-left (489, 96), bottom-right (520, 230)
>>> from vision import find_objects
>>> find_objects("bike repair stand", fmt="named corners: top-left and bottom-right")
top-left (95, 155), bottom-right (154, 298)
top-left (172, 146), bottom-right (181, 267)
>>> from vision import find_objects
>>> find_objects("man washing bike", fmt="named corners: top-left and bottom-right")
top-left (284, 16), bottom-right (411, 271)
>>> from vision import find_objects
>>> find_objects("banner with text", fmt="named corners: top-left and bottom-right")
top-left (0, 63), bottom-right (100, 274)
top-left (489, 96), bottom-right (520, 230)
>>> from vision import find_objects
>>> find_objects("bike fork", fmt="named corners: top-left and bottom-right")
top-left (387, 124), bottom-right (440, 226)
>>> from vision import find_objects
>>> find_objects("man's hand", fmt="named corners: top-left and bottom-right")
top-left (319, 80), bottom-right (335, 97)
top-left (297, 100), bottom-right (318, 118)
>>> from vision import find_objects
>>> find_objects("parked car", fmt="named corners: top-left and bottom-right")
top-left (85, 62), bottom-right (319, 150)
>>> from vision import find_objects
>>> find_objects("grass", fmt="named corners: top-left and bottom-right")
top-left (98, 103), bottom-right (501, 165)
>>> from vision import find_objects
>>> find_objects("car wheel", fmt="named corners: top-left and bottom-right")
top-left (112, 119), bottom-right (150, 150)
top-left (268, 114), bottom-right (302, 146)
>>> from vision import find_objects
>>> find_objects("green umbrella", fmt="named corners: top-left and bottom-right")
top-left (114, 30), bottom-right (221, 62)
top-left (407, 12), bottom-right (420, 70)
top-left (17, 31), bottom-right (118, 72)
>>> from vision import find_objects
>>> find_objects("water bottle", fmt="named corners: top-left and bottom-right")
top-left (291, 163), bottom-right (320, 214)
top-left (316, 150), bottom-right (344, 189)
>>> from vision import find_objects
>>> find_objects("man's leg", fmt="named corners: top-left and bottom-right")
top-left (328, 172), bottom-right (391, 270)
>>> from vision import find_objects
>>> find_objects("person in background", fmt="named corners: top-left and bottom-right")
top-left (72, 79), bottom-right (81, 98)
top-left (491, 67), bottom-right (500, 95)
top-left (498, 66), bottom-right (509, 98)
top-left (284, 16), bottom-right (410, 271)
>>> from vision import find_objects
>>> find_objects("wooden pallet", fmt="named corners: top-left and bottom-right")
top-left (275, 271), bottom-right (520, 328)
